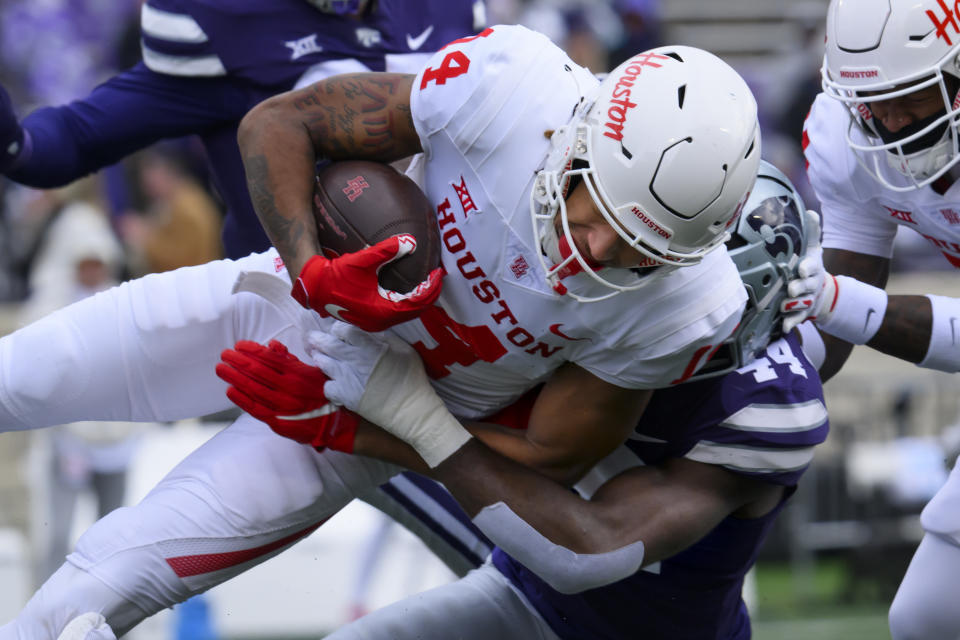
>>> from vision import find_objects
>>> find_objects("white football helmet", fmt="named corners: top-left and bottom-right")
top-left (530, 45), bottom-right (760, 302)
top-left (822, 0), bottom-right (960, 190)
top-left (694, 160), bottom-right (809, 379)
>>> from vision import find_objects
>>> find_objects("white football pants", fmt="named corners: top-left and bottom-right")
top-left (889, 457), bottom-right (960, 640)
top-left (0, 251), bottom-right (490, 639)
top-left (0, 251), bottom-right (297, 429)
top-left (326, 563), bottom-right (560, 640)
top-left (55, 613), bottom-right (116, 640)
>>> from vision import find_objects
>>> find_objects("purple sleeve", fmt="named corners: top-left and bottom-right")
top-left (630, 333), bottom-right (829, 487)
top-left (9, 63), bottom-right (253, 188)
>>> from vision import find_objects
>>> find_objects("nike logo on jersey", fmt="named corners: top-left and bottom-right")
top-left (406, 25), bottom-right (434, 51)
top-left (324, 304), bottom-right (350, 322)
top-left (548, 323), bottom-right (590, 342)
top-left (285, 34), bottom-right (323, 60)
top-left (863, 308), bottom-right (877, 333)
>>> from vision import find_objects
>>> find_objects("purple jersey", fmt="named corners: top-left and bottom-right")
top-left (9, 0), bottom-right (482, 258)
top-left (141, 0), bottom-right (483, 86)
top-left (493, 332), bottom-right (828, 640)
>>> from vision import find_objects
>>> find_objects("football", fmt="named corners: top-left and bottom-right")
top-left (312, 160), bottom-right (440, 293)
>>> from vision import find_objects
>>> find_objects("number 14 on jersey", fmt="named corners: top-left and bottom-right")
top-left (420, 28), bottom-right (494, 89)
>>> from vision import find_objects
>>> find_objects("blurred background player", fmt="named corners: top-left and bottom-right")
top-left (14, 179), bottom-right (123, 325)
top-left (117, 147), bottom-right (223, 277)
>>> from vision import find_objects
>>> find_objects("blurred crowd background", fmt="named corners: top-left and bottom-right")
top-left (1, 1), bottom-right (959, 639)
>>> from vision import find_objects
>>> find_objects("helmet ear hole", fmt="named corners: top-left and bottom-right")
top-left (761, 274), bottom-right (773, 287)
top-left (563, 159), bottom-right (589, 200)
top-left (726, 234), bottom-right (748, 250)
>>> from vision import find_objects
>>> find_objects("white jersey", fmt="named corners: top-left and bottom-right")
top-left (398, 25), bottom-right (745, 418)
top-left (805, 93), bottom-right (960, 267)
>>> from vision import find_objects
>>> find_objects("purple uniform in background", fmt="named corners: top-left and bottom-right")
top-left (7, 0), bottom-right (484, 257)
top-left (491, 331), bottom-right (828, 639)
top-left (0, 1), bottom-right (138, 106)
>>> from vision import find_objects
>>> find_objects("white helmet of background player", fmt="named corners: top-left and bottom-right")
top-left (695, 160), bottom-right (808, 379)
top-left (530, 45), bottom-right (760, 302)
top-left (822, 0), bottom-right (960, 190)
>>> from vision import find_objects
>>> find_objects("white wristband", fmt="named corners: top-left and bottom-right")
top-left (794, 321), bottom-right (826, 371)
top-left (389, 386), bottom-right (473, 467)
top-left (816, 275), bottom-right (888, 345)
top-left (309, 323), bottom-right (473, 468)
top-left (919, 294), bottom-right (960, 373)
top-left (355, 334), bottom-right (473, 467)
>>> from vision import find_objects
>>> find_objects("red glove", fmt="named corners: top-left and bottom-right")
top-left (291, 234), bottom-right (443, 332)
top-left (215, 340), bottom-right (358, 452)
top-left (312, 407), bottom-right (360, 454)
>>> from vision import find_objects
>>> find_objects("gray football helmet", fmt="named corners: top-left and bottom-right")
top-left (693, 160), bottom-right (809, 379)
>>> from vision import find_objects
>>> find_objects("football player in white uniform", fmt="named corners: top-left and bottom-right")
top-left (787, 1), bottom-right (960, 638)
top-left (0, 25), bottom-right (758, 639)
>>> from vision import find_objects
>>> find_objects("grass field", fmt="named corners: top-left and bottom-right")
top-left (754, 613), bottom-right (891, 640)
top-left (752, 558), bottom-right (894, 640)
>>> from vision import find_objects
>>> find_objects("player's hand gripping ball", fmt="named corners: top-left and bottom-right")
top-left (291, 161), bottom-right (443, 332)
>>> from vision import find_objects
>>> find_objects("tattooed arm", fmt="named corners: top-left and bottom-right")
top-left (237, 73), bottom-right (420, 278)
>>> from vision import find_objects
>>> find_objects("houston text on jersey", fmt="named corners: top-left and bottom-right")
top-left (435, 192), bottom-right (564, 359)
